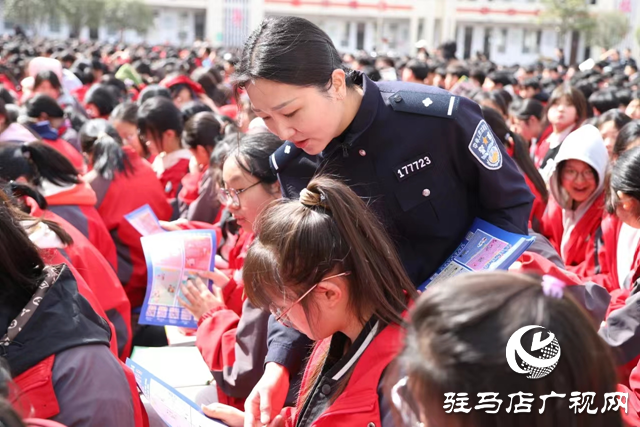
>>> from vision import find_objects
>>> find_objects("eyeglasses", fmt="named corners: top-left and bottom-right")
top-left (217, 181), bottom-right (262, 208)
top-left (270, 271), bottom-right (351, 328)
top-left (562, 168), bottom-right (596, 182)
top-left (391, 376), bottom-right (425, 427)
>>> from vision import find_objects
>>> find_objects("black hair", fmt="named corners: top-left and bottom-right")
top-left (79, 119), bottom-right (133, 180)
top-left (613, 121), bottom-right (640, 158)
top-left (486, 70), bottom-right (514, 87)
top-left (598, 109), bottom-right (631, 133)
top-left (234, 16), bottom-right (354, 93)
top-left (84, 84), bottom-right (119, 117)
top-left (445, 64), bottom-right (468, 79)
top-left (616, 88), bottom-right (632, 107)
top-left (0, 86), bottom-right (16, 105)
top-left (182, 111), bottom-right (222, 151)
top-left (608, 146), bottom-right (640, 214)
top-left (473, 91), bottom-right (508, 117)
top-left (138, 84), bottom-right (171, 105)
top-left (469, 67), bottom-right (486, 86)
top-left (110, 101), bottom-right (138, 125)
top-left (589, 89), bottom-right (620, 115)
top-left (438, 40), bottom-right (457, 60)
top-left (0, 142), bottom-right (79, 187)
top-left (404, 60), bottom-right (430, 81)
top-left (191, 67), bottom-right (228, 107)
top-left (24, 94), bottom-right (64, 119)
top-left (522, 77), bottom-right (541, 91)
top-left (509, 98), bottom-right (544, 121)
top-left (227, 132), bottom-right (283, 185)
top-left (137, 97), bottom-right (184, 151)
top-left (33, 70), bottom-right (62, 92)
top-left (181, 101), bottom-right (213, 124)
top-left (100, 75), bottom-right (127, 100)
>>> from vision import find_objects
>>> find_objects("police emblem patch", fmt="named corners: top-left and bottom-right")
top-left (468, 120), bottom-right (502, 170)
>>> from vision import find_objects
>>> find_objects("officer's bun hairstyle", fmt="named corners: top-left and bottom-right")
top-left (546, 84), bottom-right (588, 127)
top-left (393, 271), bottom-right (621, 427)
top-left (80, 119), bottom-right (133, 180)
top-left (244, 175), bottom-right (418, 328)
top-left (613, 121), bottom-right (640, 158)
top-left (182, 111), bottom-right (221, 151)
top-left (137, 97), bottom-right (184, 152)
top-left (0, 142), bottom-right (79, 187)
top-left (233, 16), bottom-right (354, 94)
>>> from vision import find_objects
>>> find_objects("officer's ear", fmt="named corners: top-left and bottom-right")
top-left (329, 69), bottom-right (347, 101)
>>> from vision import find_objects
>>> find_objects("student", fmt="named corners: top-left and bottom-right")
top-left (160, 73), bottom-right (205, 109)
top-left (473, 91), bottom-right (508, 119)
top-left (22, 94), bottom-right (84, 172)
top-left (598, 109), bottom-right (632, 156)
top-left (613, 121), bottom-right (640, 160)
top-left (179, 111), bottom-right (222, 223)
top-left (536, 85), bottom-right (588, 175)
top-left (79, 119), bottom-right (172, 309)
top-left (394, 271), bottom-right (622, 427)
top-left (400, 60), bottom-right (429, 84)
top-left (0, 190), bottom-right (142, 427)
top-left (203, 176), bottom-right (418, 427)
top-left (625, 91), bottom-right (640, 120)
top-left (137, 96), bottom-right (192, 217)
top-left (0, 99), bottom-right (34, 143)
top-left (31, 70), bottom-right (62, 101)
top-left (540, 125), bottom-right (608, 278)
top-left (590, 89), bottom-right (619, 116)
top-left (509, 98), bottom-right (545, 150)
top-left (84, 83), bottom-right (119, 119)
top-left (483, 107), bottom-right (548, 231)
top-left (110, 101), bottom-right (148, 159)
top-left (482, 70), bottom-right (513, 92)
top-left (518, 77), bottom-right (549, 103)
top-left (180, 133), bottom-right (290, 411)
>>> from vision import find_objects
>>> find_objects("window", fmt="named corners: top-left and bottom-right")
top-left (340, 22), bottom-right (350, 48)
top-left (483, 27), bottom-right (492, 59)
top-left (496, 28), bottom-right (507, 53)
top-left (107, 24), bottom-right (117, 36)
top-left (463, 26), bottom-right (473, 59)
top-left (49, 15), bottom-right (60, 33)
top-left (356, 22), bottom-right (365, 50)
top-left (522, 29), bottom-right (541, 54)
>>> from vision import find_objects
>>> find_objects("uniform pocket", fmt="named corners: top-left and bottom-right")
top-left (393, 170), bottom-right (451, 214)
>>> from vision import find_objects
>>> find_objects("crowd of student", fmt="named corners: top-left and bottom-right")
top-left (1, 15), bottom-right (640, 427)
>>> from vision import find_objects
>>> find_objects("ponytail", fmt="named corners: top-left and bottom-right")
top-left (80, 119), bottom-right (133, 180)
top-left (0, 142), bottom-right (79, 187)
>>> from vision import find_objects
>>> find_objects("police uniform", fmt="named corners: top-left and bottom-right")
top-left (264, 71), bottom-right (534, 376)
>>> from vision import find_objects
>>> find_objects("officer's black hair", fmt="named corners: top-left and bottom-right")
top-left (404, 60), bottom-right (430, 82)
top-left (137, 97), bottom-right (184, 152)
top-left (482, 106), bottom-right (548, 206)
top-left (589, 89), bottom-right (619, 115)
top-left (84, 83), bottom-right (119, 117)
top-left (391, 271), bottom-right (621, 427)
top-left (138, 84), bottom-right (171, 105)
top-left (0, 141), bottom-right (79, 187)
top-left (233, 16), bottom-right (354, 94)
top-left (33, 70), bottom-right (62, 93)
top-left (24, 94), bottom-right (64, 119)
top-left (613, 121), bottom-right (640, 158)
top-left (182, 111), bottom-right (221, 151)
top-left (181, 101), bottom-right (213, 124)
top-left (79, 119), bottom-right (133, 180)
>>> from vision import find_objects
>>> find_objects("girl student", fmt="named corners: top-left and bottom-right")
top-left (598, 109), bottom-right (632, 157)
top-left (535, 85), bottom-right (588, 176)
top-left (393, 271), bottom-right (623, 427)
top-left (508, 98), bottom-right (544, 151)
top-left (178, 111), bottom-right (223, 223)
top-left (202, 176), bottom-right (418, 427)
top-left (109, 101), bottom-right (149, 159)
top-left (540, 125), bottom-right (609, 279)
top-left (137, 96), bottom-right (192, 217)
top-left (22, 94), bottom-right (85, 172)
top-left (79, 119), bottom-right (172, 310)
top-left (0, 141), bottom-right (117, 270)
top-left (179, 132), bottom-right (295, 411)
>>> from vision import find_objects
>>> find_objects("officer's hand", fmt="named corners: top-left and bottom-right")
top-left (202, 403), bottom-right (244, 427)
top-left (244, 363), bottom-right (289, 427)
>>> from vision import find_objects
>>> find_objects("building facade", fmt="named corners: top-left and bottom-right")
top-left (0, 0), bottom-right (638, 66)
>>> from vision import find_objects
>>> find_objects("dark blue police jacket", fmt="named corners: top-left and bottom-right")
top-left (264, 71), bottom-right (534, 372)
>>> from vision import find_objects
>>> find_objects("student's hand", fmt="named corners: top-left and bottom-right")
top-left (180, 276), bottom-right (224, 320)
top-left (198, 269), bottom-right (231, 289)
top-left (159, 219), bottom-right (188, 231)
top-left (268, 415), bottom-right (286, 427)
top-left (244, 363), bottom-right (289, 427)
top-left (202, 403), bottom-right (245, 427)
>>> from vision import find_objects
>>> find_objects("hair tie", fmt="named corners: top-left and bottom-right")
top-left (541, 275), bottom-right (565, 299)
top-left (299, 188), bottom-right (328, 210)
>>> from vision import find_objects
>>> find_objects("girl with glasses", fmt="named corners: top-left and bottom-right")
top-left (202, 176), bottom-right (418, 427)
top-left (540, 125), bottom-right (608, 279)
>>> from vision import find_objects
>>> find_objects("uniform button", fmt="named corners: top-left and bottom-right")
top-left (393, 94), bottom-right (403, 103)
top-left (422, 189), bottom-right (431, 197)
top-left (321, 384), bottom-right (331, 395)
top-left (359, 149), bottom-right (366, 156)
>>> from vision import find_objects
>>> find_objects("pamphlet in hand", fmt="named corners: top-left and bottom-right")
top-left (139, 230), bottom-right (217, 329)
top-left (418, 218), bottom-right (536, 291)
top-left (125, 204), bottom-right (166, 236)
top-left (126, 359), bottom-right (226, 427)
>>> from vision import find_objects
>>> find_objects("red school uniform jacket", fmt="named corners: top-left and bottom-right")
top-left (85, 146), bottom-right (172, 309)
top-left (28, 199), bottom-right (132, 359)
top-left (540, 194), bottom-right (606, 280)
top-left (152, 151), bottom-right (191, 202)
top-left (533, 124), bottom-right (553, 168)
top-left (41, 137), bottom-right (85, 173)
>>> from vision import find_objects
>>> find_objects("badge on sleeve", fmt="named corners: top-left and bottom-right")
top-left (468, 120), bottom-right (502, 170)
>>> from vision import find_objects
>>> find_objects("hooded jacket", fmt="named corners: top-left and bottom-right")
top-left (541, 125), bottom-right (608, 279)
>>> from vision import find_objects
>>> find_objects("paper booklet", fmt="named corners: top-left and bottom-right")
top-left (126, 359), bottom-right (226, 427)
top-left (418, 218), bottom-right (536, 291)
top-left (139, 229), bottom-right (217, 329)
top-left (125, 204), bottom-right (166, 236)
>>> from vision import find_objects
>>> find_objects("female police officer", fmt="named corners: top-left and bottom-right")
top-left (231, 16), bottom-right (533, 427)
